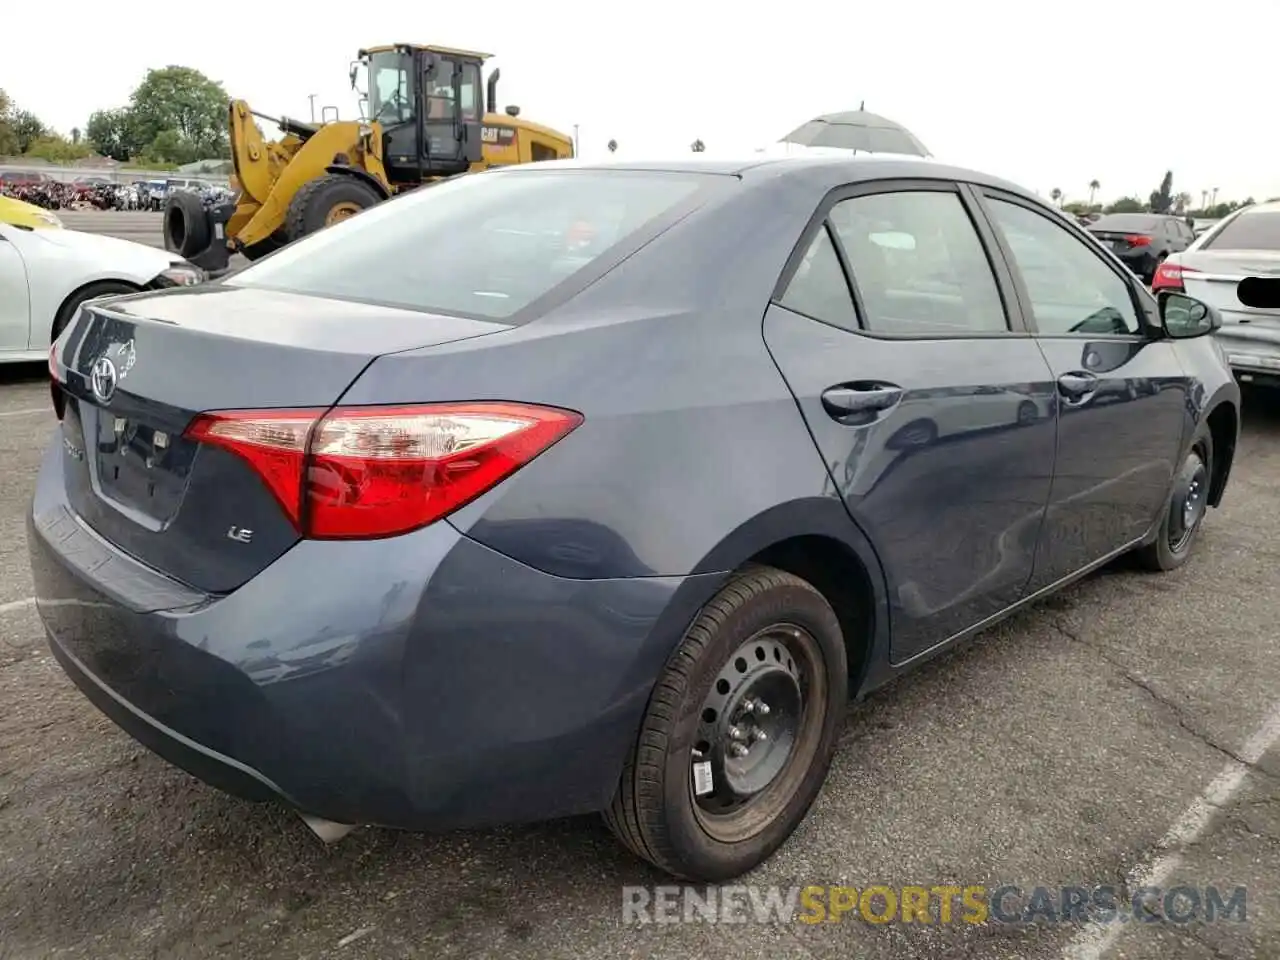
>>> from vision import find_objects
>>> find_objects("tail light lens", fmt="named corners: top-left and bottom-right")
top-left (185, 402), bottom-right (583, 539)
top-left (1125, 234), bottom-right (1152, 247)
top-left (1152, 262), bottom-right (1198, 293)
top-left (49, 342), bottom-right (65, 421)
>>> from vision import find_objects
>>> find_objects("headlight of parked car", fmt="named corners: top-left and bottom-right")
top-left (151, 261), bottom-right (205, 288)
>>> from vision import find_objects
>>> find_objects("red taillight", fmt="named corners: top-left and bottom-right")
top-left (1125, 234), bottom-right (1152, 247)
top-left (185, 402), bottom-right (583, 540)
top-left (1151, 261), bottom-right (1198, 293)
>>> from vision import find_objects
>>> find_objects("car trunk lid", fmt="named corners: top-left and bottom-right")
top-left (50, 285), bottom-right (509, 594)
top-left (1179, 249), bottom-right (1280, 323)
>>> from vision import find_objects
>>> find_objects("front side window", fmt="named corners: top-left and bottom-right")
top-left (228, 169), bottom-right (716, 321)
top-left (828, 190), bottom-right (1009, 336)
top-left (368, 52), bottom-right (412, 124)
top-left (987, 198), bottom-right (1141, 336)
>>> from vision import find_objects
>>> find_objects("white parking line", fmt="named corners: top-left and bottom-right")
top-left (0, 407), bottom-right (48, 419)
top-left (0, 597), bottom-right (35, 616)
top-left (1062, 700), bottom-right (1280, 960)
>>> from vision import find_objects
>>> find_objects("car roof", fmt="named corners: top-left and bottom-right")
top-left (501, 154), bottom-right (1043, 203)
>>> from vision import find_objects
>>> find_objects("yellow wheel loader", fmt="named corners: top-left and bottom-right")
top-left (164, 44), bottom-right (574, 273)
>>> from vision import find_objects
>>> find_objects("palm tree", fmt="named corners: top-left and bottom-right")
top-left (1050, 188), bottom-right (1063, 207)
top-left (1211, 187), bottom-right (1219, 206)
top-left (1200, 190), bottom-right (1208, 209)
top-left (607, 139), bottom-right (618, 154)
top-left (70, 127), bottom-right (81, 145)
top-left (690, 139), bottom-right (705, 153)
top-left (1088, 180), bottom-right (1100, 207)
top-left (1174, 192), bottom-right (1193, 215)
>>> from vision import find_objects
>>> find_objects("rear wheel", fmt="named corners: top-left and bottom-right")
top-left (1136, 425), bottom-right (1213, 571)
top-left (285, 175), bottom-right (382, 242)
top-left (604, 565), bottom-right (848, 881)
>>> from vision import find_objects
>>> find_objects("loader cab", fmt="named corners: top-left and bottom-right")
top-left (361, 44), bottom-right (484, 184)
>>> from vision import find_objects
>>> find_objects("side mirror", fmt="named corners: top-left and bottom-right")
top-left (1157, 290), bottom-right (1220, 339)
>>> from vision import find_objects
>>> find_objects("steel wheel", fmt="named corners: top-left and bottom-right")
top-left (691, 625), bottom-right (826, 843)
top-left (1167, 448), bottom-right (1208, 553)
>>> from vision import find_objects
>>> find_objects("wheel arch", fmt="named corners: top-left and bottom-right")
top-left (51, 278), bottom-right (143, 343)
top-left (323, 165), bottom-right (392, 200)
top-left (1203, 397), bottom-right (1238, 507)
top-left (685, 498), bottom-right (892, 696)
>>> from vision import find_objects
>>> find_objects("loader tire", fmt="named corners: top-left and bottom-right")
top-left (285, 175), bottom-right (381, 242)
top-left (163, 191), bottom-right (211, 258)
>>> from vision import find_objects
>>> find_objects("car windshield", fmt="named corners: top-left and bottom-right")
top-left (226, 169), bottom-right (716, 321)
top-left (1090, 214), bottom-right (1163, 232)
top-left (1201, 211), bottom-right (1280, 251)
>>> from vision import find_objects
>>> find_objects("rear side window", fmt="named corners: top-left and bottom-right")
top-left (1202, 211), bottom-right (1280, 251)
top-left (828, 191), bottom-right (1009, 336)
top-left (228, 170), bottom-right (712, 320)
top-left (779, 225), bottom-right (860, 330)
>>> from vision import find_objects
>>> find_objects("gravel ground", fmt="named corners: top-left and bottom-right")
top-left (0, 210), bottom-right (1277, 959)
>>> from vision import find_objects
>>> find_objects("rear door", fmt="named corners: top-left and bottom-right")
top-left (972, 188), bottom-right (1187, 589)
top-left (763, 180), bottom-right (1057, 663)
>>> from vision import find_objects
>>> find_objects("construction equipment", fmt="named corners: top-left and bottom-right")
top-left (164, 44), bottom-right (575, 273)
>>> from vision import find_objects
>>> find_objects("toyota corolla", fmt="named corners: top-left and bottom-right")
top-left (32, 156), bottom-right (1239, 882)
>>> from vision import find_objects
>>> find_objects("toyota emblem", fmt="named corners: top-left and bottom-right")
top-left (90, 356), bottom-right (119, 404)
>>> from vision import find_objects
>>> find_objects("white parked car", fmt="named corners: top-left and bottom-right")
top-left (0, 223), bottom-right (202, 364)
top-left (1153, 201), bottom-right (1280, 385)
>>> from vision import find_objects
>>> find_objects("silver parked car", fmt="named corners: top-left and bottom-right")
top-left (1154, 201), bottom-right (1280, 386)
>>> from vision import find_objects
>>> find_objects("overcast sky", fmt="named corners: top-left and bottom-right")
top-left (4, 0), bottom-right (1276, 203)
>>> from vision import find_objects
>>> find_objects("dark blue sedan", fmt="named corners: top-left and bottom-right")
top-left (32, 155), bottom-right (1239, 882)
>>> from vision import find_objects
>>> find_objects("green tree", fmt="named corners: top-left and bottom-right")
top-left (1105, 196), bottom-right (1146, 214)
top-left (128, 66), bottom-right (230, 159)
top-left (140, 128), bottom-right (200, 165)
top-left (0, 89), bottom-right (23, 155)
top-left (23, 134), bottom-right (92, 163)
top-left (1149, 171), bottom-right (1174, 214)
top-left (86, 108), bottom-right (135, 162)
top-left (11, 110), bottom-right (46, 152)
top-left (1050, 187), bottom-right (1063, 206)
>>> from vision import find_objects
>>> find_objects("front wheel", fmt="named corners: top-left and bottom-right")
top-left (604, 565), bottom-right (848, 881)
top-left (1135, 425), bottom-right (1213, 571)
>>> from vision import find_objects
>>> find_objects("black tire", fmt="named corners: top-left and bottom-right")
top-left (284, 174), bottom-right (382, 243)
top-left (162, 191), bottom-right (211, 257)
top-left (604, 565), bottom-right (848, 881)
top-left (1135, 423), bottom-right (1213, 572)
top-left (52, 281), bottom-right (139, 344)
top-left (1017, 400), bottom-right (1038, 425)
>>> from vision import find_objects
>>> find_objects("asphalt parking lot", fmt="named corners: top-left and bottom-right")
top-left (1, 212), bottom-right (1278, 960)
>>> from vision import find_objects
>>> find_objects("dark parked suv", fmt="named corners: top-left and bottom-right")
top-left (32, 155), bottom-right (1239, 882)
top-left (1088, 213), bottom-right (1196, 283)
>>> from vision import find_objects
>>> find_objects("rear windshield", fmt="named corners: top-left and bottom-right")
top-left (1090, 214), bottom-right (1162, 232)
top-left (1202, 211), bottom-right (1280, 251)
top-left (227, 169), bottom-right (716, 321)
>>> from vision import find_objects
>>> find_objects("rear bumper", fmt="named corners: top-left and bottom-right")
top-left (1215, 327), bottom-right (1280, 385)
top-left (28, 437), bottom-right (715, 830)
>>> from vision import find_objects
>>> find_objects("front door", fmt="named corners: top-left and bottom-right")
top-left (422, 56), bottom-right (482, 169)
top-left (973, 189), bottom-right (1187, 589)
top-left (0, 230), bottom-right (31, 351)
top-left (763, 181), bottom-right (1058, 663)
